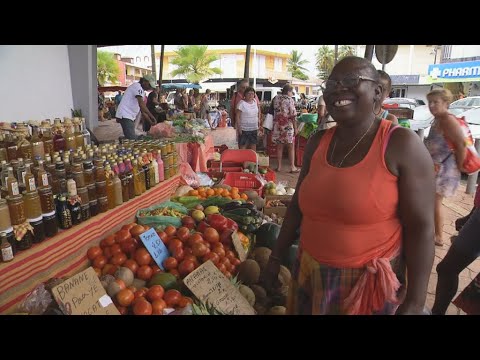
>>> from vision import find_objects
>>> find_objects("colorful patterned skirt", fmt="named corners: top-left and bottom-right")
top-left (286, 248), bottom-right (406, 315)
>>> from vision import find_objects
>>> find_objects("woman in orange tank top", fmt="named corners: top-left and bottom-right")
top-left (262, 56), bottom-right (435, 315)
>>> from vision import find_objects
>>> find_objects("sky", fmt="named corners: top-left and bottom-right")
top-left (101, 45), bottom-right (344, 78)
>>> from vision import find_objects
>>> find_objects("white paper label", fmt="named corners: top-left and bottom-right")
top-left (1, 246), bottom-right (13, 261)
top-left (42, 173), bottom-right (49, 186)
top-left (98, 294), bottom-right (113, 308)
top-left (28, 178), bottom-right (36, 191)
top-left (11, 182), bottom-right (19, 196)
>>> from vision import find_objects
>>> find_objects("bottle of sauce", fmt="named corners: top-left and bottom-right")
top-left (17, 132), bottom-right (33, 161)
top-left (30, 126), bottom-right (45, 160)
top-left (67, 178), bottom-right (82, 225)
top-left (53, 124), bottom-right (66, 152)
top-left (56, 195), bottom-right (72, 229)
top-left (24, 164), bottom-right (36, 192)
top-left (81, 118), bottom-right (91, 147)
top-left (1, 232), bottom-right (14, 262)
top-left (6, 167), bottom-right (20, 197)
top-left (132, 159), bottom-right (142, 196)
top-left (37, 160), bottom-right (50, 188)
top-left (64, 123), bottom-right (76, 152)
top-left (42, 122), bottom-right (54, 157)
top-left (112, 172), bottom-right (123, 206)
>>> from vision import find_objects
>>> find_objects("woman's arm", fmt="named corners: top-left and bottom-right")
top-left (262, 130), bottom-right (325, 288)
top-left (386, 113), bottom-right (399, 125)
top-left (443, 114), bottom-right (467, 171)
top-left (236, 109), bottom-right (242, 135)
top-left (385, 128), bottom-right (435, 314)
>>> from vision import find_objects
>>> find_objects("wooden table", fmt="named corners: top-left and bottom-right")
top-left (0, 174), bottom-right (181, 314)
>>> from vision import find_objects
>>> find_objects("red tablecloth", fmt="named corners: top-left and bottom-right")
top-left (175, 133), bottom-right (214, 173)
top-left (0, 174), bottom-right (181, 314)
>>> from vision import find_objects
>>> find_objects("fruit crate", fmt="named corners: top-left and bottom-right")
top-left (222, 172), bottom-right (264, 196)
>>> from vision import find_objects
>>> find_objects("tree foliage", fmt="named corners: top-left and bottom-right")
top-left (170, 45), bottom-right (222, 84)
top-left (97, 50), bottom-right (120, 86)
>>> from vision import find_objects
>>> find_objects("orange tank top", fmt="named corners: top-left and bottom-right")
top-left (298, 119), bottom-right (402, 268)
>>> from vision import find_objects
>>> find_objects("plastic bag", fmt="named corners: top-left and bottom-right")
top-left (136, 201), bottom-right (188, 228)
top-left (197, 172), bottom-right (215, 187)
top-left (149, 122), bottom-right (175, 138)
top-left (179, 162), bottom-right (200, 188)
top-left (17, 283), bottom-right (53, 315)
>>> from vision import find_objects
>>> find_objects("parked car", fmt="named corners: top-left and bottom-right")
top-left (383, 97), bottom-right (425, 110)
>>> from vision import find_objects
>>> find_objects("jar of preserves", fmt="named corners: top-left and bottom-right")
top-left (84, 168), bottom-right (94, 186)
top-left (0, 197), bottom-right (12, 232)
top-left (29, 216), bottom-right (46, 244)
top-left (164, 166), bottom-right (171, 180)
top-left (38, 186), bottom-right (55, 213)
top-left (98, 196), bottom-right (109, 213)
top-left (56, 195), bottom-right (72, 230)
top-left (7, 195), bottom-right (26, 225)
top-left (23, 191), bottom-right (42, 219)
top-left (89, 199), bottom-right (98, 217)
top-left (3, 228), bottom-right (16, 256)
top-left (77, 187), bottom-right (89, 205)
top-left (42, 210), bottom-right (58, 237)
top-left (87, 184), bottom-right (97, 202)
top-left (72, 171), bottom-right (85, 188)
top-left (80, 204), bottom-right (90, 222)
top-left (15, 228), bottom-right (33, 251)
top-left (95, 180), bottom-right (107, 198)
top-left (94, 165), bottom-right (106, 182)
top-left (160, 143), bottom-right (168, 157)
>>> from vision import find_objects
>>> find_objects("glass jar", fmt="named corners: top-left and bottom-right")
top-left (72, 171), bottom-right (85, 188)
top-left (56, 195), bottom-right (72, 230)
top-left (15, 230), bottom-right (33, 251)
top-left (4, 228), bottom-right (16, 256)
top-left (160, 143), bottom-right (168, 157)
top-left (38, 186), bottom-right (55, 213)
top-left (29, 216), bottom-right (46, 244)
top-left (80, 204), bottom-right (90, 222)
top-left (94, 166), bottom-right (106, 182)
top-left (87, 184), bottom-right (97, 202)
top-left (172, 152), bottom-right (178, 166)
top-left (23, 191), bottom-right (43, 219)
top-left (164, 166), bottom-right (171, 180)
top-left (0, 198), bottom-right (12, 232)
top-left (77, 187), bottom-right (89, 205)
top-left (7, 195), bottom-right (26, 225)
top-left (42, 210), bottom-right (58, 237)
top-left (84, 168), bottom-right (94, 186)
top-left (95, 181), bottom-right (107, 198)
top-left (98, 196), bottom-right (109, 213)
top-left (89, 200), bottom-right (98, 217)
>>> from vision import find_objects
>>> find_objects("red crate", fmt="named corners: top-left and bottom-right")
top-left (259, 167), bottom-right (276, 182)
top-left (295, 147), bottom-right (304, 167)
top-left (223, 173), bottom-right (264, 196)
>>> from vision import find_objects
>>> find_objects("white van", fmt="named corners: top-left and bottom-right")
top-left (255, 87), bottom-right (282, 102)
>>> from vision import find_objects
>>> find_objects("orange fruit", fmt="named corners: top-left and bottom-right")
top-left (240, 193), bottom-right (248, 200)
top-left (206, 189), bottom-right (215, 196)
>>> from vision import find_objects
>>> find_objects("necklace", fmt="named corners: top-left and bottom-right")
top-left (330, 118), bottom-right (376, 168)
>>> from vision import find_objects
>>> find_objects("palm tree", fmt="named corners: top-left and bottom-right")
top-left (316, 45), bottom-right (334, 79)
top-left (339, 45), bottom-right (356, 59)
top-left (170, 45), bottom-right (222, 84)
top-left (287, 50), bottom-right (309, 80)
top-left (97, 50), bottom-right (120, 86)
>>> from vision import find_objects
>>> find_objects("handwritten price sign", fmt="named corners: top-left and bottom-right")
top-left (139, 228), bottom-right (170, 270)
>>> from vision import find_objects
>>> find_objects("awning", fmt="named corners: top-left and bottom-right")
top-left (199, 81), bottom-right (236, 93)
top-left (98, 85), bottom-right (127, 93)
top-left (161, 83), bottom-right (202, 90)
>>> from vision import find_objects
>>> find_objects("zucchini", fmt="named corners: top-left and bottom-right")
top-left (223, 208), bottom-right (252, 216)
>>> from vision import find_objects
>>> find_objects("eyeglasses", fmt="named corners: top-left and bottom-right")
top-left (321, 75), bottom-right (377, 92)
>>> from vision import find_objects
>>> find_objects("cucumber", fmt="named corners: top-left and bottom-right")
top-left (223, 208), bottom-right (252, 216)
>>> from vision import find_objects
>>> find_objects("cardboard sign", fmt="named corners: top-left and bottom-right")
top-left (51, 267), bottom-right (120, 315)
top-left (231, 231), bottom-right (247, 262)
top-left (183, 260), bottom-right (255, 315)
top-left (139, 228), bottom-right (170, 270)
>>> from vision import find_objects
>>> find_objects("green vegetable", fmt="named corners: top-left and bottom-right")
top-left (255, 222), bottom-right (282, 249)
top-left (223, 208), bottom-right (252, 216)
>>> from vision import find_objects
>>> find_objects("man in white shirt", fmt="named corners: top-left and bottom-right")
top-left (115, 74), bottom-right (158, 139)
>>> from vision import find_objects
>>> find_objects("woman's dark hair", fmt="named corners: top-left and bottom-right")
top-left (300, 93), bottom-right (306, 99)
top-left (244, 86), bottom-right (255, 95)
top-left (377, 69), bottom-right (392, 90)
top-left (282, 84), bottom-right (294, 95)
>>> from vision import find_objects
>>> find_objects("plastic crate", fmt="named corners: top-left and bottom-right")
top-left (260, 167), bottom-right (276, 183)
top-left (295, 147), bottom-right (304, 167)
top-left (223, 173), bottom-right (264, 196)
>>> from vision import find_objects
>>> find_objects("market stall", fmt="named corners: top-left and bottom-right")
top-left (0, 174), bottom-right (180, 314)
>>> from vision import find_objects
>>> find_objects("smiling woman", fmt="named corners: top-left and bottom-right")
top-left (263, 56), bottom-right (436, 315)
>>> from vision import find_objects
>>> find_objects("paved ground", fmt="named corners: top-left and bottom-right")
top-left (94, 122), bottom-right (478, 314)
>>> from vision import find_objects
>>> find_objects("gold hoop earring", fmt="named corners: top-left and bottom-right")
top-left (372, 100), bottom-right (382, 116)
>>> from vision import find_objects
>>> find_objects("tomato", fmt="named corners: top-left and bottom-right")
top-left (183, 254), bottom-right (199, 264)
top-left (151, 265), bottom-right (162, 275)
top-left (116, 288), bottom-right (135, 307)
top-left (104, 235), bottom-right (116, 246)
top-left (152, 299), bottom-right (167, 315)
top-left (164, 225), bottom-right (177, 237)
top-left (130, 225), bottom-right (146, 238)
top-left (102, 246), bottom-right (113, 260)
top-left (116, 306), bottom-right (128, 315)
top-left (183, 247), bottom-right (193, 256)
top-left (219, 257), bottom-right (231, 268)
top-left (146, 285), bottom-right (165, 302)
top-left (110, 244), bottom-right (123, 256)
top-left (231, 258), bottom-right (241, 266)
top-left (157, 231), bottom-right (168, 244)
top-left (202, 252), bottom-right (220, 265)
top-left (212, 247), bottom-right (226, 258)
top-left (192, 242), bottom-right (208, 257)
top-left (87, 246), bottom-right (103, 261)
top-left (102, 263), bottom-right (118, 276)
top-left (111, 253), bottom-right (127, 266)
top-left (172, 247), bottom-right (185, 262)
top-left (169, 269), bottom-right (180, 279)
top-left (134, 288), bottom-right (148, 299)
top-left (137, 265), bottom-right (153, 281)
top-left (188, 233), bottom-right (204, 247)
top-left (181, 216), bottom-right (196, 230)
top-left (206, 214), bottom-right (228, 232)
top-left (168, 239), bottom-right (183, 253)
top-left (133, 298), bottom-right (152, 315)
top-left (178, 296), bottom-right (193, 308)
top-left (122, 223), bottom-right (137, 232)
top-left (163, 289), bottom-right (182, 307)
top-left (93, 267), bottom-right (102, 277)
top-left (93, 255), bottom-right (107, 269)
top-left (115, 230), bottom-right (132, 244)
top-left (127, 285), bottom-right (137, 293)
top-left (120, 239), bottom-right (138, 255)
top-left (99, 238), bottom-right (108, 249)
top-left (176, 227), bottom-right (191, 242)
top-left (196, 221), bottom-right (210, 234)
top-left (163, 257), bottom-right (178, 270)
top-left (113, 279), bottom-right (126, 290)
top-left (225, 250), bottom-right (236, 262)
top-left (135, 248), bottom-right (152, 266)
top-left (203, 227), bottom-right (220, 244)
top-left (178, 259), bottom-right (196, 277)
top-left (216, 263), bottom-right (226, 273)
top-left (123, 259), bottom-right (139, 275)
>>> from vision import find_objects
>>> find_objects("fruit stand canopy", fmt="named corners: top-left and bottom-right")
top-left (98, 85), bottom-right (128, 93)
top-left (161, 83), bottom-right (202, 90)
